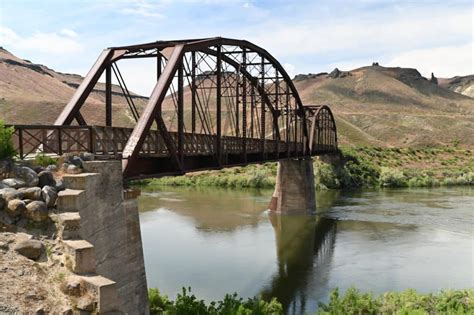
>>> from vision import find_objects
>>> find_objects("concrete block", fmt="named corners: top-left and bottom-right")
top-left (57, 189), bottom-right (86, 212)
top-left (57, 212), bottom-right (81, 240)
top-left (80, 275), bottom-right (120, 313)
top-left (62, 173), bottom-right (100, 190)
top-left (63, 240), bottom-right (96, 274)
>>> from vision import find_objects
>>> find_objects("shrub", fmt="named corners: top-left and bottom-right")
top-left (34, 153), bottom-right (58, 167)
top-left (148, 287), bottom-right (283, 315)
top-left (318, 288), bottom-right (474, 315)
top-left (379, 167), bottom-right (407, 187)
top-left (0, 119), bottom-right (15, 160)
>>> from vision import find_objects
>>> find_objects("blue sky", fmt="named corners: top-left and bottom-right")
top-left (1, 0), bottom-right (472, 95)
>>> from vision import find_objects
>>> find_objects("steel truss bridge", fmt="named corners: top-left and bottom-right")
top-left (10, 38), bottom-right (337, 179)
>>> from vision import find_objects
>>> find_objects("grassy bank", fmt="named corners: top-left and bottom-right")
top-left (133, 146), bottom-right (474, 189)
top-left (148, 287), bottom-right (474, 314)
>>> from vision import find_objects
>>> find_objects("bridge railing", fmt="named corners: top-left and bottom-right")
top-left (8, 125), bottom-right (307, 160)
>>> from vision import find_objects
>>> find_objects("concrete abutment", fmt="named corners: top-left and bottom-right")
top-left (269, 158), bottom-right (316, 214)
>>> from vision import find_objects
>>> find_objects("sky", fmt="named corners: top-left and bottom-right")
top-left (1, 0), bottom-right (473, 96)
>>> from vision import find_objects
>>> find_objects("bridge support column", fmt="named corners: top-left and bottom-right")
top-left (269, 158), bottom-right (316, 214)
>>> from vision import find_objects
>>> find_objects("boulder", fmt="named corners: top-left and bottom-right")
top-left (79, 152), bottom-right (95, 161)
top-left (14, 166), bottom-right (39, 187)
top-left (14, 239), bottom-right (44, 260)
top-left (55, 178), bottom-right (66, 192)
top-left (69, 156), bottom-right (83, 167)
top-left (25, 201), bottom-right (49, 222)
top-left (6, 199), bottom-right (26, 217)
top-left (38, 171), bottom-right (56, 188)
top-left (0, 159), bottom-right (14, 180)
top-left (19, 187), bottom-right (42, 200)
top-left (2, 178), bottom-right (26, 189)
top-left (45, 164), bottom-right (58, 172)
top-left (0, 188), bottom-right (24, 202)
top-left (41, 186), bottom-right (58, 207)
top-left (61, 276), bottom-right (83, 296)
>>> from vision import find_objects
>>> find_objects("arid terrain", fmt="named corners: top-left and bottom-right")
top-left (1, 47), bottom-right (473, 147)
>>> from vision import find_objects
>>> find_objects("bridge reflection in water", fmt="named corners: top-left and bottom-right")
top-left (263, 214), bottom-right (337, 314)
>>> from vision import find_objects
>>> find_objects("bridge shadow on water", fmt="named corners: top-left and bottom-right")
top-left (262, 213), bottom-right (337, 314)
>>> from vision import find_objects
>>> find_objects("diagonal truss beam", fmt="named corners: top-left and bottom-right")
top-left (122, 44), bottom-right (185, 176)
top-left (55, 49), bottom-right (114, 125)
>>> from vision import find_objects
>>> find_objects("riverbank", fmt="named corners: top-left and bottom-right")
top-left (148, 287), bottom-right (474, 315)
top-left (133, 146), bottom-right (474, 189)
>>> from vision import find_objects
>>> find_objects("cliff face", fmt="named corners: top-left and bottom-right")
top-left (438, 75), bottom-right (474, 98)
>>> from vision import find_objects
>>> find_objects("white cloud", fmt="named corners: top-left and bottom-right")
top-left (386, 43), bottom-right (473, 78)
top-left (121, 0), bottom-right (166, 19)
top-left (0, 27), bottom-right (82, 54)
top-left (246, 6), bottom-right (472, 58)
top-left (60, 28), bottom-right (78, 38)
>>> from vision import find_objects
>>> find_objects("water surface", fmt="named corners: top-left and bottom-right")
top-left (138, 186), bottom-right (474, 314)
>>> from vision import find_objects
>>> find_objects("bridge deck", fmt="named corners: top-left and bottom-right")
top-left (9, 124), bottom-right (336, 179)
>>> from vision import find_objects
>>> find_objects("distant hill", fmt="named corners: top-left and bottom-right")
top-left (1, 48), bottom-right (473, 147)
top-left (293, 65), bottom-right (474, 147)
top-left (438, 75), bottom-right (474, 98)
top-left (0, 47), bottom-right (146, 126)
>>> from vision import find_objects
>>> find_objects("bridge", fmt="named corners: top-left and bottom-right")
top-left (9, 37), bottom-right (337, 179)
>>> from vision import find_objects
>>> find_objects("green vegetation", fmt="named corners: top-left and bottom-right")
top-left (149, 287), bottom-right (283, 315)
top-left (148, 288), bottom-right (474, 314)
top-left (134, 146), bottom-right (473, 190)
top-left (135, 164), bottom-right (276, 189)
top-left (34, 153), bottom-right (58, 167)
top-left (317, 287), bottom-right (474, 315)
top-left (0, 119), bottom-right (15, 160)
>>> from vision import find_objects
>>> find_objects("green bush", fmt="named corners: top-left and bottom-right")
top-left (148, 287), bottom-right (283, 315)
top-left (0, 119), bottom-right (15, 160)
top-left (379, 167), bottom-right (408, 187)
top-left (317, 288), bottom-right (474, 315)
top-left (34, 153), bottom-right (58, 167)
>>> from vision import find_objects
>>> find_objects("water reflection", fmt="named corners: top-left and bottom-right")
top-left (138, 186), bottom-right (473, 314)
top-left (263, 214), bottom-right (336, 314)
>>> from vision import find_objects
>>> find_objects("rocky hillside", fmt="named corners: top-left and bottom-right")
top-left (1, 48), bottom-right (473, 147)
top-left (0, 47), bottom-right (146, 126)
top-left (438, 75), bottom-right (474, 98)
top-left (294, 65), bottom-right (474, 147)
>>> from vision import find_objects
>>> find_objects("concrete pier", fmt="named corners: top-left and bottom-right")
top-left (268, 158), bottom-right (316, 214)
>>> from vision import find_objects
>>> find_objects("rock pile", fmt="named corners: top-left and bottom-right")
top-left (0, 154), bottom-right (90, 226)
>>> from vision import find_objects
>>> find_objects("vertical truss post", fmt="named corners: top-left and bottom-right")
top-left (241, 48), bottom-right (247, 162)
top-left (191, 51), bottom-right (196, 134)
top-left (260, 55), bottom-right (266, 159)
top-left (286, 86), bottom-right (290, 157)
top-left (235, 70), bottom-right (240, 138)
top-left (105, 64), bottom-right (112, 126)
top-left (216, 45), bottom-right (222, 165)
top-left (178, 57), bottom-right (184, 167)
top-left (157, 52), bottom-right (162, 80)
top-left (275, 70), bottom-right (279, 158)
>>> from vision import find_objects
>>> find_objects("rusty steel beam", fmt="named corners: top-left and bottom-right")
top-left (105, 64), bottom-right (112, 126)
top-left (55, 49), bottom-right (114, 125)
top-left (122, 44), bottom-right (185, 176)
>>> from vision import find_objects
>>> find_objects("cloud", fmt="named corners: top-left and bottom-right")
top-left (0, 27), bottom-right (82, 54)
top-left (121, 0), bottom-right (166, 19)
top-left (386, 43), bottom-right (473, 78)
top-left (245, 5), bottom-right (472, 58)
top-left (60, 28), bottom-right (78, 38)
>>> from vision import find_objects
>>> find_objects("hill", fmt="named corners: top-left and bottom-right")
top-left (293, 65), bottom-right (474, 147)
top-left (0, 48), bottom-right (473, 147)
top-left (438, 75), bottom-right (474, 98)
top-left (0, 47), bottom-right (146, 126)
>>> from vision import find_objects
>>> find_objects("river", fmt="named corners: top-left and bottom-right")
top-left (137, 186), bottom-right (474, 314)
